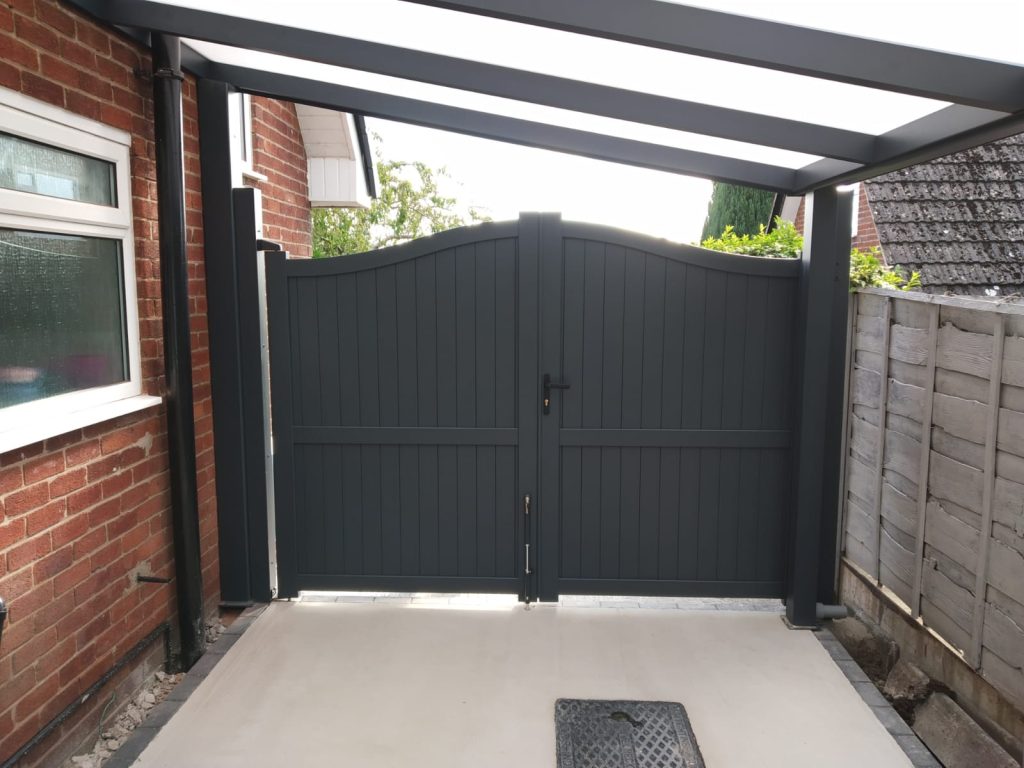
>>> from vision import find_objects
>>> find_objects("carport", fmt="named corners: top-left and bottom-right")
top-left (54, 1), bottom-right (1024, 765)
top-left (65, 0), bottom-right (1024, 629)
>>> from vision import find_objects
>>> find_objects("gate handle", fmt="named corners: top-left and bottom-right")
top-left (542, 373), bottom-right (570, 415)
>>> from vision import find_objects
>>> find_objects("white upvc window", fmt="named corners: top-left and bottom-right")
top-left (0, 88), bottom-right (159, 454)
top-left (228, 91), bottom-right (264, 184)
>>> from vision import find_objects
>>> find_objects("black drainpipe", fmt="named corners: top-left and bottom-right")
top-left (152, 33), bottom-right (205, 670)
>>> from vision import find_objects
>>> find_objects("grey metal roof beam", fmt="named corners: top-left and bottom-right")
top-left (78, 0), bottom-right (874, 163)
top-left (206, 62), bottom-right (807, 191)
top-left (402, 0), bottom-right (1024, 113)
top-left (793, 106), bottom-right (1024, 193)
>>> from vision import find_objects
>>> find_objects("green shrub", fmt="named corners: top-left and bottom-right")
top-left (700, 218), bottom-right (803, 259)
top-left (700, 218), bottom-right (920, 291)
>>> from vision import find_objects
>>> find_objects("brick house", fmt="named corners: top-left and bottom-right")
top-left (0, 2), bottom-right (371, 764)
top-left (783, 132), bottom-right (1024, 295)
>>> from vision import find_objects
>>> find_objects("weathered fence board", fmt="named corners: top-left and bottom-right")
top-left (843, 290), bottom-right (1024, 709)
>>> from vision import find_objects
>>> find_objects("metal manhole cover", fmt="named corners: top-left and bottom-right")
top-left (555, 699), bottom-right (706, 768)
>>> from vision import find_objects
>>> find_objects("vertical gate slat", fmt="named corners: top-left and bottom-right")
top-left (316, 278), bottom-right (341, 426)
top-left (620, 250), bottom-right (646, 429)
top-left (436, 249), bottom-right (459, 574)
top-left (399, 444), bottom-right (420, 576)
top-left (698, 449), bottom-right (721, 580)
top-left (638, 447), bottom-right (661, 579)
top-left (355, 271), bottom-right (380, 426)
top-left (721, 274), bottom-right (748, 429)
top-left (360, 444), bottom-right (383, 575)
top-left (377, 266), bottom-right (400, 427)
top-left (323, 445), bottom-right (344, 572)
top-left (457, 445), bottom-right (478, 576)
top-left (494, 445), bottom-right (516, 575)
top-left (762, 278), bottom-right (794, 429)
top-left (600, 246), bottom-right (626, 578)
top-left (475, 241), bottom-right (497, 429)
top-left (640, 254), bottom-right (666, 430)
top-left (618, 447), bottom-right (641, 579)
top-left (758, 449), bottom-right (788, 581)
top-left (494, 240), bottom-right (516, 429)
top-left (663, 262), bottom-right (688, 428)
top-left (560, 446), bottom-right (582, 579)
top-left (657, 449), bottom-right (680, 579)
top-left (737, 450), bottom-right (762, 580)
top-left (680, 267), bottom-right (706, 429)
top-left (600, 447), bottom-right (622, 578)
top-left (437, 445), bottom-right (459, 576)
top-left (435, 250), bottom-right (457, 427)
top-left (741, 278), bottom-right (769, 428)
top-left (581, 241), bottom-right (606, 428)
top-left (380, 445), bottom-right (401, 574)
top-left (476, 445), bottom-right (497, 577)
top-left (415, 256), bottom-right (438, 427)
top-left (676, 448), bottom-right (700, 580)
top-left (561, 240), bottom-right (586, 430)
top-left (342, 445), bottom-right (363, 574)
top-left (717, 448), bottom-right (741, 580)
top-left (701, 270), bottom-right (729, 429)
top-left (296, 278), bottom-right (321, 426)
top-left (601, 245), bottom-right (626, 429)
top-left (337, 275), bottom-right (360, 425)
top-left (456, 244), bottom-right (477, 430)
top-left (418, 446), bottom-right (439, 576)
top-left (396, 260), bottom-right (419, 428)
top-left (580, 446), bottom-right (602, 577)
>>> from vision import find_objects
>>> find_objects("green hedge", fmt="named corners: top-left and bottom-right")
top-left (700, 219), bottom-right (920, 291)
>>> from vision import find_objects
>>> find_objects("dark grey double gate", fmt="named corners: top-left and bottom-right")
top-left (267, 214), bottom-right (797, 601)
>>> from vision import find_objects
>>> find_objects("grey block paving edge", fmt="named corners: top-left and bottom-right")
top-left (813, 628), bottom-right (941, 768)
top-left (104, 604), bottom-right (269, 768)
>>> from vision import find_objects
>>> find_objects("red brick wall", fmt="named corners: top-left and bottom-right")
top-left (0, 5), bottom-right (314, 762)
top-left (249, 96), bottom-right (312, 257)
top-left (0, 1), bottom-right (219, 762)
top-left (792, 184), bottom-right (882, 253)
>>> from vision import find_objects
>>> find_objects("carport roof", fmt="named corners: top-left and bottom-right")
top-left (69, 0), bottom-right (1024, 194)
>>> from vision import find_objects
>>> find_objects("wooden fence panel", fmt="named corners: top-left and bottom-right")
top-left (842, 289), bottom-right (1024, 711)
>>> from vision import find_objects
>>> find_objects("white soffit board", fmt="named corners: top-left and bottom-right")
top-left (295, 103), bottom-right (356, 158)
top-left (294, 105), bottom-right (372, 208)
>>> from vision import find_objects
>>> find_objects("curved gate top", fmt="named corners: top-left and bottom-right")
top-left (267, 213), bottom-right (799, 601)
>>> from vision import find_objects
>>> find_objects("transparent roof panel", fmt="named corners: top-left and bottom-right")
top-left (668, 0), bottom-right (1024, 66)
top-left (161, 0), bottom-right (950, 136)
top-left (189, 41), bottom-right (822, 169)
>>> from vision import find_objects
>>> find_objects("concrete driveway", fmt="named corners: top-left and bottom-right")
top-left (129, 596), bottom-right (915, 767)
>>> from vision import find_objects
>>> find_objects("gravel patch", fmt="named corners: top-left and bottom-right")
top-left (64, 618), bottom-right (228, 768)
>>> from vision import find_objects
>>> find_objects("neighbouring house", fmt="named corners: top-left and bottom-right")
top-left (781, 132), bottom-right (1024, 295)
top-left (0, 2), bottom-right (372, 763)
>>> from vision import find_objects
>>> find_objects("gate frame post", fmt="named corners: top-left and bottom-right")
top-left (787, 185), bottom-right (854, 628)
top-left (197, 79), bottom-right (273, 604)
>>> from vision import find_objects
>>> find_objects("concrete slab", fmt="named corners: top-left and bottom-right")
top-left (132, 600), bottom-right (913, 768)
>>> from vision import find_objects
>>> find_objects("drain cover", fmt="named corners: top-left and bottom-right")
top-left (555, 699), bottom-right (705, 768)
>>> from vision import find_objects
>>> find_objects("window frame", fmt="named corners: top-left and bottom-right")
top-left (0, 88), bottom-right (155, 453)
top-left (228, 91), bottom-right (262, 182)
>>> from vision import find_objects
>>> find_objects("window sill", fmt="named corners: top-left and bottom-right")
top-left (0, 394), bottom-right (163, 456)
top-left (241, 169), bottom-right (269, 183)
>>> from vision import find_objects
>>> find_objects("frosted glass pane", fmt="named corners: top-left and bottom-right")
top-left (664, 0), bottom-right (1024, 66)
top-left (188, 41), bottom-right (821, 169)
top-left (0, 132), bottom-right (116, 206)
top-left (0, 230), bottom-right (127, 408)
top-left (163, 0), bottom-right (947, 135)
